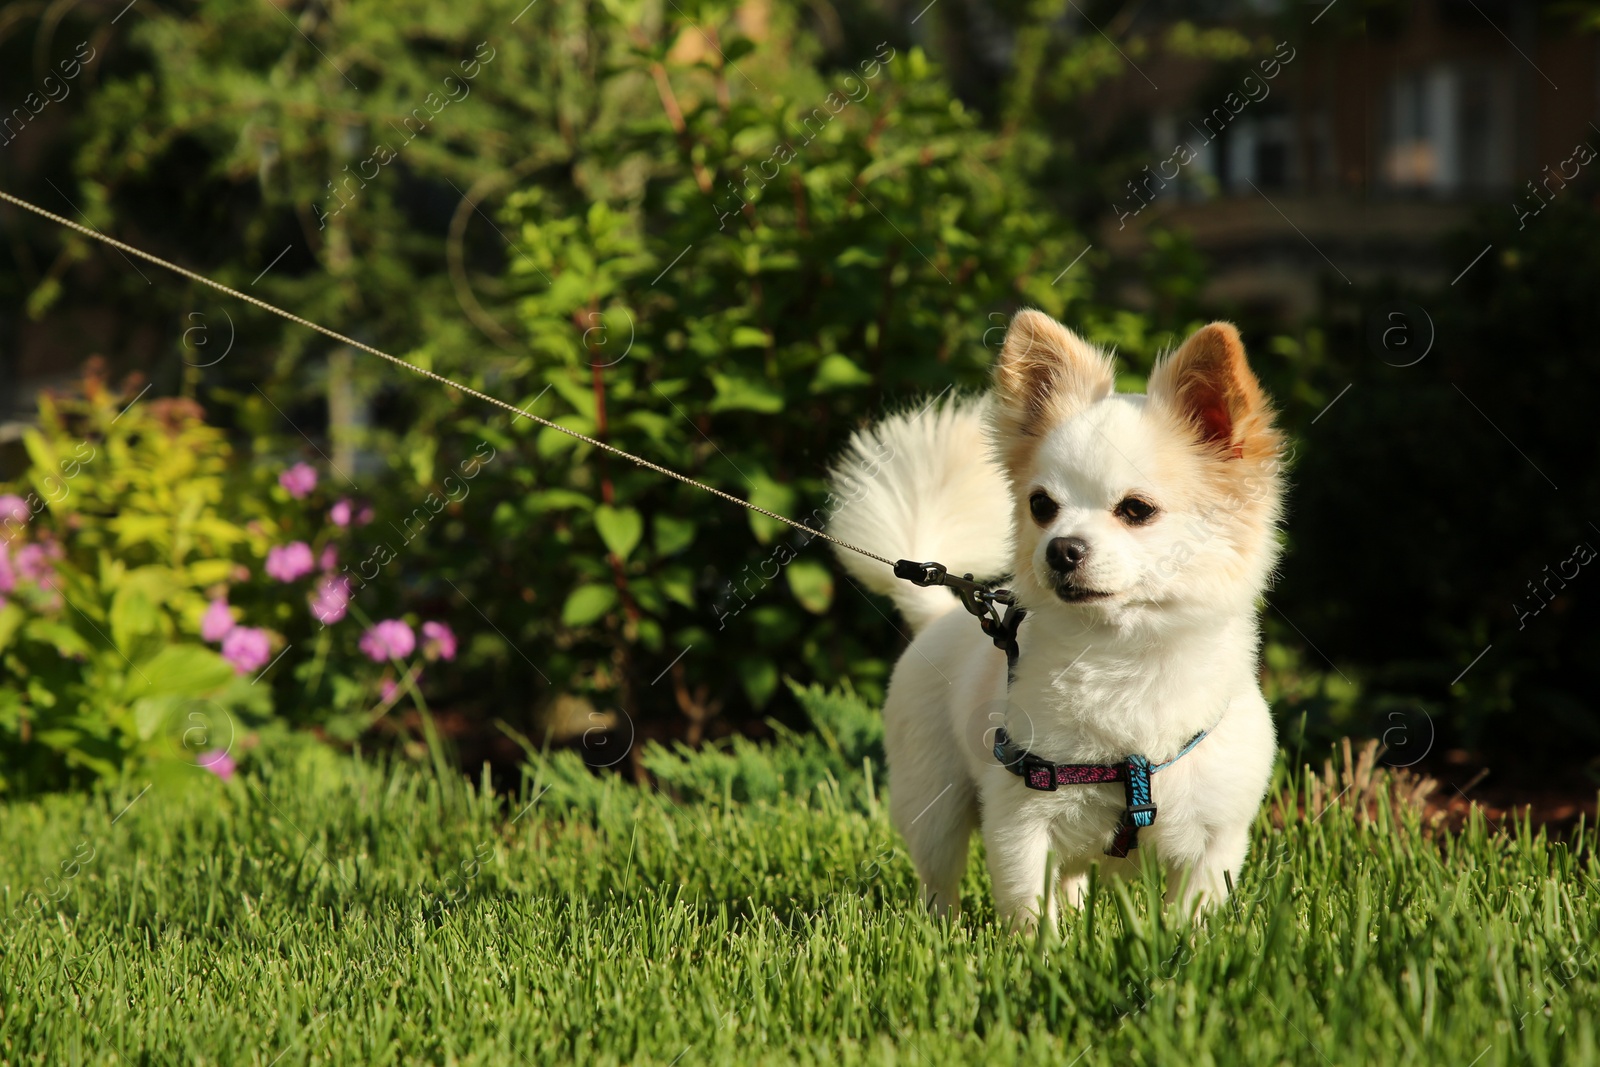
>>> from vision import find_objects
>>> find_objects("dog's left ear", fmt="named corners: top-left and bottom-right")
top-left (1148, 323), bottom-right (1276, 461)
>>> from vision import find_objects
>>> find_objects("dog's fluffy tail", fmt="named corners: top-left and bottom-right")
top-left (827, 396), bottom-right (1014, 633)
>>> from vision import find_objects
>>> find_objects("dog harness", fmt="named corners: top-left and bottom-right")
top-left (893, 558), bottom-right (1210, 857)
top-left (991, 726), bottom-right (1209, 857)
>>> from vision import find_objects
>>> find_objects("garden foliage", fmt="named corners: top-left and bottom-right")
top-left (0, 369), bottom-right (459, 791)
top-left (4, 0), bottom-right (1227, 792)
top-left (5, 0), bottom-right (1582, 789)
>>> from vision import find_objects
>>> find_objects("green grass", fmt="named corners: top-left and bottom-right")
top-left (2, 684), bottom-right (1596, 1065)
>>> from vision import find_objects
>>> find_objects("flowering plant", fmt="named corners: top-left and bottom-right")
top-left (0, 371), bottom-right (462, 792)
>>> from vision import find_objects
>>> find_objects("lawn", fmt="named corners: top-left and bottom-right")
top-left (2, 685), bottom-right (1595, 1066)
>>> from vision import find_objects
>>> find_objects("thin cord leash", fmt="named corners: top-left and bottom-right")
top-left (0, 187), bottom-right (898, 570)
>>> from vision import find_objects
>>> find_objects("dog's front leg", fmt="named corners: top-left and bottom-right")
top-left (1167, 822), bottom-right (1250, 915)
top-left (980, 798), bottom-right (1057, 930)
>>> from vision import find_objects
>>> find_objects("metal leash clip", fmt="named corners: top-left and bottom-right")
top-left (893, 559), bottom-right (1024, 661)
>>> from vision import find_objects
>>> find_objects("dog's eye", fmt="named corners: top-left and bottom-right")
top-left (1028, 492), bottom-right (1058, 525)
top-left (1114, 496), bottom-right (1158, 526)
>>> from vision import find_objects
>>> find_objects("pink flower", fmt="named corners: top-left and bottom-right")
top-left (265, 541), bottom-right (315, 582)
top-left (279, 463), bottom-right (318, 499)
top-left (355, 503), bottom-right (374, 525)
top-left (221, 627), bottom-right (272, 674)
top-left (14, 542), bottom-right (60, 583)
top-left (201, 598), bottom-right (236, 642)
top-left (0, 494), bottom-right (28, 526)
top-left (0, 544), bottom-right (13, 595)
top-left (197, 749), bottom-right (235, 779)
top-left (309, 575), bottom-right (352, 625)
top-left (359, 619), bottom-right (415, 662)
top-left (319, 544), bottom-right (338, 572)
top-left (329, 499), bottom-right (352, 527)
top-left (421, 621), bottom-right (457, 661)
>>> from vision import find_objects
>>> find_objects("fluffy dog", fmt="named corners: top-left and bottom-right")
top-left (829, 309), bottom-right (1285, 925)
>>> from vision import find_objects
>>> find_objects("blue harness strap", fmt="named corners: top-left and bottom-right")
top-left (1109, 755), bottom-right (1156, 858)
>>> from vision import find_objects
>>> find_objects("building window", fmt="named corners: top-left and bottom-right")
top-left (1383, 64), bottom-right (1511, 194)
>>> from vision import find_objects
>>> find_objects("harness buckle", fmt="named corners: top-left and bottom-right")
top-left (1125, 803), bottom-right (1158, 820)
top-left (992, 728), bottom-right (1019, 771)
top-left (1020, 755), bottom-right (1058, 791)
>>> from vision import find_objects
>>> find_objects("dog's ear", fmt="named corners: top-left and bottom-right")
top-left (993, 309), bottom-right (1116, 444)
top-left (1148, 322), bottom-right (1276, 462)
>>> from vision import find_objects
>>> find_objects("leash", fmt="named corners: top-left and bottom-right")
top-left (0, 188), bottom-right (898, 572)
top-left (4, 187), bottom-right (1206, 851)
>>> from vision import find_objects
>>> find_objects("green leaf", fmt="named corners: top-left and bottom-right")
top-left (738, 656), bottom-right (779, 708)
top-left (35, 728), bottom-right (85, 754)
top-left (25, 276), bottom-right (62, 320)
top-left (785, 558), bottom-right (834, 614)
top-left (809, 353), bottom-right (874, 393)
top-left (0, 602), bottom-right (24, 652)
top-left (187, 559), bottom-right (236, 586)
top-left (593, 505), bottom-right (643, 560)
top-left (636, 617), bottom-right (663, 652)
top-left (132, 645), bottom-right (235, 701)
top-left (835, 246), bottom-right (885, 269)
top-left (132, 694), bottom-right (185, 742)
top-left (749, 605), bottom-right (799, 643)
top-left (0, 687), bottom-right (23, 731)
top-left (26, 678), bottom-right (57, 709)
top-left (528, 489), bottom-right (596, 513)
top-left (536, 415), bottom-right (596, 458)
top-left (622, 411), bottom-right (674, 444)
top-left (543, 373), bottom-right (598, 420)
top-left (655, 515), bottom-right (696, 556)
top-left (709, 373), bottom-right (784, 414)
top-left (745, 473), bottom-right (798, 545)
top-left (629, 578), bottom-right (664, 616)
top-left (22, 618), bottom-right (94, 659)
top-left (659, 565), bottom-right (696, 608)
top-left (561, 584), bottom-right (618, 627)
top-left (730, 326), bottom-right (770, 349)
top-left (109, 581), bottom-right (162, 652)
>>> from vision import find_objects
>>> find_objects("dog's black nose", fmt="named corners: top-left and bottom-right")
top-left (1046, 536), bottom-right (1089, 573)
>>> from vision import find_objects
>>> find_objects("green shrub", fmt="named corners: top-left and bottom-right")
top-left (0, 371), bottom-right (468, 792)
top-left (11, 0), bottom-right (1302, 764)
top-left (0, 373), bottom-right (259, 789)
top-left (416, 14), bottom-right (1156, 732)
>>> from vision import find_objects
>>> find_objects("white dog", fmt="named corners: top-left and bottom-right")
top-left (829, 309), bottom-right (1285, 925)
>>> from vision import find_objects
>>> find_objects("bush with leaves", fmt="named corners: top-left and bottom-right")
top-left (0, 371), bottom-right (468, 792)
top-left (437, 24), bottom-right (1132, 735)
top-left (6, 0), bottom-right (1284, 757)
top-left (0, 373), bottom-right (262, 790)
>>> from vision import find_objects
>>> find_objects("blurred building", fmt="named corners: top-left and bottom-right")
top-left (1089, 0), bottom-right (1599, 318)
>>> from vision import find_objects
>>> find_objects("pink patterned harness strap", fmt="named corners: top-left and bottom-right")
top-left (1047, 761), bottom-right (1126, 787)
top-left (991, 726), bottom-right (1209, 857)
